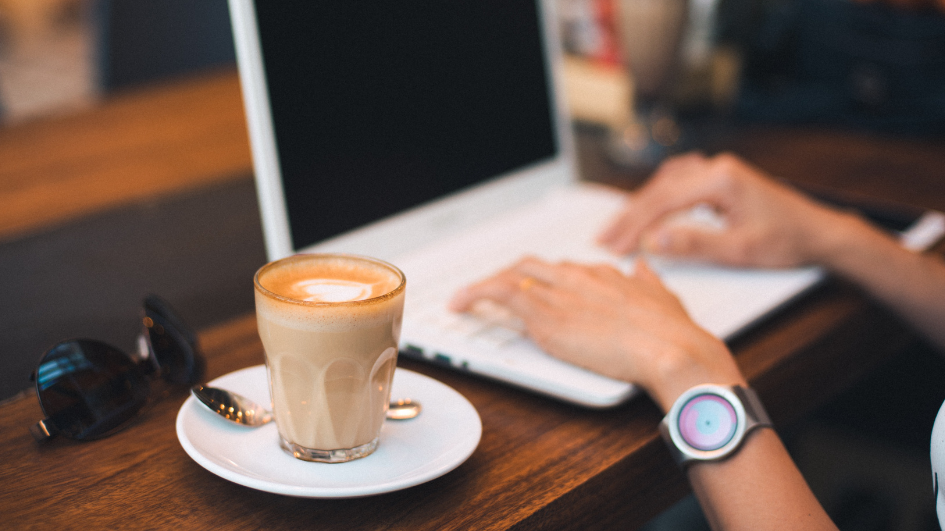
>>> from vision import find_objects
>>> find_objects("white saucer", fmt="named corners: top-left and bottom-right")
top-left (176, 365), bottom-right (481, 498)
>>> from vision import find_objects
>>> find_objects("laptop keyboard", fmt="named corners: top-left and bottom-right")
top-left (397, 185), bottom-right (629, 361)
top-left (418, 299), bottom-right (525, 349)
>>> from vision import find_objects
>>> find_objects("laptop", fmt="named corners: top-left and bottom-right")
top-left (227, 0), bottom-right (945, 407)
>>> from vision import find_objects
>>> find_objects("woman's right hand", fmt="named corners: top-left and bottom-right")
top-left (597, 152), bottom-right (857, 269)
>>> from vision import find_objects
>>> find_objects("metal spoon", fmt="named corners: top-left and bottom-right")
top-left (191, 385), bottom-right (421, 426)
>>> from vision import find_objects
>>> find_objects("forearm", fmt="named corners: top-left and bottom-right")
top-left (811, 212), bottom-right (945, 350)
top-left (687, 429), bottom-right (837, 530)
top-left (649, 342), bottom-right (836, 530)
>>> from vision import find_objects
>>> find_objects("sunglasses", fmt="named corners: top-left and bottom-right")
top-left (30, 295), bottom-right (206, 441)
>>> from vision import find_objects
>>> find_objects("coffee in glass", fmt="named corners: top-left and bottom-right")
top-left (254, 254), bottom-right (405, 462)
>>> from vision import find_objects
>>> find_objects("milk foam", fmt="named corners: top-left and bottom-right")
top-left (293, 279), bottom-right (373, 303)
top-left (255, 255), bottom-right (405, 331)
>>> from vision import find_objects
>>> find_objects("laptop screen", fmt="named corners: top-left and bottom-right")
top-left (253, 1), bottom-right (559, 251)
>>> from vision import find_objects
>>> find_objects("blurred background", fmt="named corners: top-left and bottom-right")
top-left (0, 0), bottom-right (237, 122)
top-left (0, 0), bottom-right (263, 406)
top-left (0, 1), bottom-right (943, 529)
top-left (0, 0), bottom-right (95, 122)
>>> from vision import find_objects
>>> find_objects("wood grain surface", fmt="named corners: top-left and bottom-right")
top-left (0, 68), bottom-right (252, 241)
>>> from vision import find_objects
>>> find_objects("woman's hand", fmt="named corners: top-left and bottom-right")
top-left (448, 256), bottom-right (745, 412)
top-left (597, 152), bottom-right (855, 268)
top-left (448, 258), bottom-right (841, 528)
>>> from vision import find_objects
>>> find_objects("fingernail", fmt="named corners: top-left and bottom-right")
top-left (447, 290), bottom-right (467, 312)
top-left (596, 230), bottom-right (613, 245)
top-left (642, 231), bottom-right (670, 253)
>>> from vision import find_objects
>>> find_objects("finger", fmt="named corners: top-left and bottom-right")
top-left (450, 275), bottom-right (562, 338)
top-left (448, 256), bottom-right (546, 311)
top-left (632, 257), bottom-right (661, 284)
top-left (630, 156), bottom-right (727, 227)
top-left (516, 259), bottom-right (621, 297)
top-left (641, 226), bottom-right (750, 266)
top-left (449, 260), bottom-right (560, 314)
top-left (510, 257), bottom-right (571, 286)
top-left (447, 271), bottom-right (520, 312)
top-left (595, 156), bottom-right (707, 250)
top-left (596, 203), bottom-right (637, 248)
top-left (600, 155), bottom-right (732, 254)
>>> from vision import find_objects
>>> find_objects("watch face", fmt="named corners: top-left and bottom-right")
top-left (678, 393), bottom-right (738, 451)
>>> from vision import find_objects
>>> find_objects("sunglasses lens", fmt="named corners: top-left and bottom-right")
top-left (35, 339), bottom-right (150, 440)
top-left (143, 295), bottom-right (205, 385)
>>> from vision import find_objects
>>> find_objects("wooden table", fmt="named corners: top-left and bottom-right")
top-left (2, 70), bottom-right (944, 530)
top-left (0, 68), bottom-right (251, 241)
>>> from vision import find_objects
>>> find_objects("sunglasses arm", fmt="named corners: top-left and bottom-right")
top-left (30, 418), bottom-right (59, 442)
top-left (135, 333), bottom-right (153, 363)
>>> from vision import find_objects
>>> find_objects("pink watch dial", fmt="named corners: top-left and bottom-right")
top-left (677, 393), bottom-right (738, 451)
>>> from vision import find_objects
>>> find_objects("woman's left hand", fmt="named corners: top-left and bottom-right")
top-left (448, 256), bottom-right (744, 412)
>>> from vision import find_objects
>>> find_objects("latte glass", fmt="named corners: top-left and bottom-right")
top-left (253, 254), bottom-right (406, 462)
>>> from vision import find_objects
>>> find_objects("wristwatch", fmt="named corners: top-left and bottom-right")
top-left (659, 384), bottom-right (772, 467)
